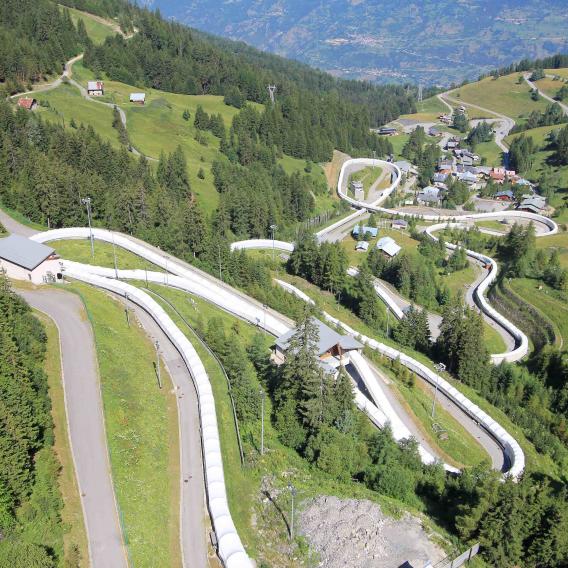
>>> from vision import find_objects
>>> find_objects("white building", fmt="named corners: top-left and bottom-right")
top-left (0, 235), bottom-right (61, 284)
top-left (376, 236), bottom-right (401, 258)
top-left (351, 180), bottom-right (364, 201)
top-left (129, 93), bottom-right (146, 104)
top-left (87, 81), bottom-right (104, 96)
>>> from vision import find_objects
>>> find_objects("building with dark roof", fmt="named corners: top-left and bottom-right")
top-left (0, 235), bottom-right (60, 284)
top-left (272, 318), bottom-right (363, 373)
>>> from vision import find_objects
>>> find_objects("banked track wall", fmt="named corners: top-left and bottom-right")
top-left (33, 228), bottom-right (525, 480)
top-left (32, 230), bottom-right (254, 568)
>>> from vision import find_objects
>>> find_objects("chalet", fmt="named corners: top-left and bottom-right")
top-left (476, 166), bottom-right (492, 177)
top-left (457, 171), bottom-right (478, 185)
top-left (272, 318), bottom-right (363, 374)
top-left (494, 189), bottom-right (514, 201)
top-left (457, 155), bottom-right (474, 167)
top-left (352, 225), bottom-right (378, 238)
top-left (87, 81), bottom-right (104, 96)
top-left (355, 241), bottom-right (369, 252)
top-left (129, 93), bottom-right (146, 104)
top-left (446, 140), bottom-right (459, 150)
top-left (518, 196), bottom-right (546, 213)
top-left (417, 185), bottom-right (441, 205)
top-left (376, 236), bottom-right (401, 258)
top-left (391, 219), bottom-right (408, 230)
top-left (433, 172), bottom-right (448, 184)
top-left (0, 235), bottom-right (61, 284)
top-left (438, 159), bottom-right (454, 171)
top-left (378, 126), bottom-right (397, 136)
top-left (490, 171), bottom-right (506, 184)
top-left (514, 178), bottom-right (532, 188)
top-left (17, 97), bottom-right (37, 111)
top-left (428, 126), bottom-right (441, 137)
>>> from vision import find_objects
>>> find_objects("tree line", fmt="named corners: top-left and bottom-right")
top-left (0, 0), bottom-right (82, 94)
top-left (0, 278), bottom-right (68, 567)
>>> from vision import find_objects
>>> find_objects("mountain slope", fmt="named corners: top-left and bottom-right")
top-left (146, 0), bottom-right (568, 86)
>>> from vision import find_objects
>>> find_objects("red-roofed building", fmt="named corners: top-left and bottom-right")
top-left (17, 97), bottom-right (37, 111)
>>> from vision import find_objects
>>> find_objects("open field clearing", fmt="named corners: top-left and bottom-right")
top-left (70, 283), bottom-right (181, 568)
top-left (62, 5), bottom-right (118, 44)
top-left (453, 74), bottom-right (549, 120)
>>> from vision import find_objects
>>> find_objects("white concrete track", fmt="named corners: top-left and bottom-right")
top-left (31, 228), bottom-right (524, 480)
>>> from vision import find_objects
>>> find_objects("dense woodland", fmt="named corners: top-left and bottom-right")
top-left (0, 278), bottom-right (66, 567)
top-left (0, 0), bottom-right (82, 93)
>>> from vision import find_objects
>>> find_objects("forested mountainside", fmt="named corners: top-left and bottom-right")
top-left (0, 0), bottom-right (81, 92)
top-left (143, 0), bottom-right (568, 86)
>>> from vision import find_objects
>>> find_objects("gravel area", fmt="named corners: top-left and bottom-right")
top-left (299, 496), bottom-right (446, 568)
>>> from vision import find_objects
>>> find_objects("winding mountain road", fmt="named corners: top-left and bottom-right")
top-left (523, 73), bottom-right (568, 116)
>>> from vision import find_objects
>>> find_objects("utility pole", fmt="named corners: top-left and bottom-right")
top-left (81, 197), bottom-right (94, 258)
top-left (124, 293), bottom-right (130, 327)
top-left (386, 306), bottom-right (390, 337)
top-left (112, 232), bottom-right (118, 279)
top-left (288, 483), bottom-right (297, 540)
top-left (155, 340), bottom-right (162, 389)
top-left (145, 264), bottom-right (149, 288)
top-left (260, 388), bottom-right (265, 455)
top-left (270, 224), bottom-right (278, 262)
top-left (267, 85), bottom-right (276, 105)
top-left (418, 83), bottom-right (423, 103)
top-left (431, 375), bottom-right (439, 418)
top-left (217, 244), bottom-right (223, 281)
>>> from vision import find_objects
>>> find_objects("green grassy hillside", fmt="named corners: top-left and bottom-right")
top-left (453, 73), bottom-right (549, 122)
top-left (25, 60), bottom-right (330, 215)
top-left (61, 5), bottom-right (118, 44)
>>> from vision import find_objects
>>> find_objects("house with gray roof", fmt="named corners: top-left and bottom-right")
top-left (376, 236), bottom-right (402, 258)
top-left (272, 318), bottom-right (363, 373)
top-left (417, 186), bottom-right (441, 205)
top-left (0, 234), bottom-right (61, 284)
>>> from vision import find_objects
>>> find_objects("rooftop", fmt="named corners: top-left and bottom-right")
top-left (0, 235), bottom-right (55, 271)
top-left (275, 318), bottom-right (363, 358)
top-left (376, 236), bottom-right (401, 257)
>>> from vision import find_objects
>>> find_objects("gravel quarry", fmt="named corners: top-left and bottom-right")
top-left (299, 496), bottom-right (446, 568)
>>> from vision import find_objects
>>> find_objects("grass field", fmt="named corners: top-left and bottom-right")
top-left (71, 283), bottom-right (181, 568)
top-left (62, 5), bottom-right (118, 45)
top-left (545, 69), bottom-right (568, 80)
top-left (31, 83), bottom-right (121, 149)
top-left (33, 310), bottom-right (89, 567)
top-left (453, 73), bottom-right (549, 120)
top-left (534, 77), bottom-right (565, 99)
top-left (504, 124), bottom-right (568, 200)
top-left (48, 59), bottom-right (328, 216)
top-left (53, 239), bottom-right (155, 270)
top-left (390, 134), bottom-right (410, 159)
top-left (474, 139), bottom-right (503, 166)
top-left (475, 220), bottom-right (508, 233)
top-left (509, 278), bottom-right (568, 347)
top-left (348, 165), bottom-right (384, 198)
top-left (536, 231), bottom-right (568, 269)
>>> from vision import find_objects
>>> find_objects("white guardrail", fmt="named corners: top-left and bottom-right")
top-left (31, 230), bottom-right (257, 568)
top-left (275, 279), bottom-right (525, 480)
top-left (424, 223), bottom-right (528, 364)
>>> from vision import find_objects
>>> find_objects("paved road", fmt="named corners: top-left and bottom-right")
top-left (439, 92), bottom-right (515, 155)
top-left (523, 73), bottom-right (568, 115)
top-left (119, 296), bottom-right (209, 568)
top-left (0, 208), bottom-right (39, 237)
top-left (349, 359), bottom-right (504, 470)
top-left (17, 288), bottom-right (128, 568)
